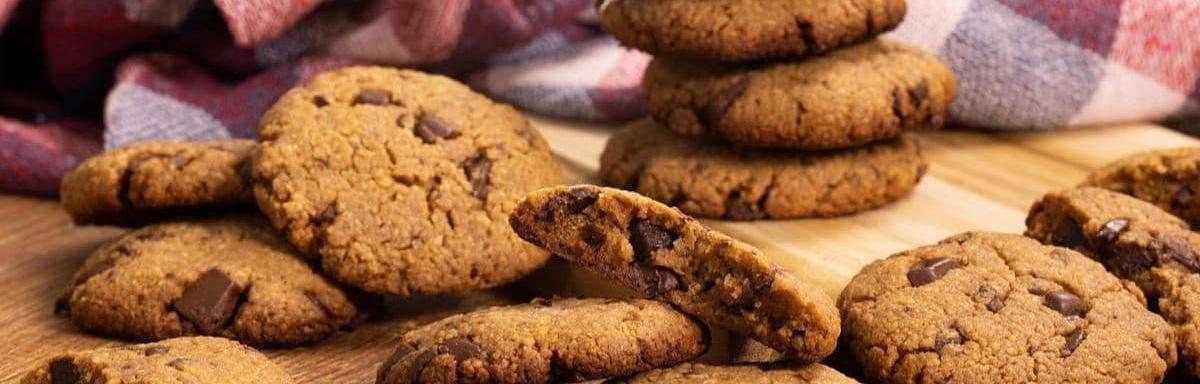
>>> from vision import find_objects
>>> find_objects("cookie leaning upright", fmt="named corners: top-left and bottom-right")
top-left (509, 185), bottom-right (841, 363)
top-left (1082, 147), bottom-right (1200, 228)
top-left (60, 140), bottom-right (255, 226)
top-left (253, 67), bottom-right (561, 295)
top-left (598, 0), bottom-right (906, 62)
top-left (643, 39), bottom-right (956, 150)
top-left (838, 232), bottom-right (1176, 384)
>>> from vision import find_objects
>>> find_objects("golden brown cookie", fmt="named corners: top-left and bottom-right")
top-left (599, 0), bottom-right (906, 62)
top-left (1026, 187), bottom-right (1200, 377)
top-left (839, 232), bottom-right (1176, 384)
top-left (60, 140), bottom-right (255, 226)
top-left (600, 120), bottom-right (928, 220)
top-left (510, 185), bottom-right (841, 363)
top-left (377, 298), bottom-right (707, 384)
top-left (643, 39), bottom-right (956, 150)
top-left (20, 337), bottom-right (293, 384)
top-left (1082, 147), bottom-right (1200, 228)
top-left (56, 216), bottom-right (358, 347)
top-left (610, 363), bottom-right (858, 384)
top-left (253, 66), bottom-right (561, 296)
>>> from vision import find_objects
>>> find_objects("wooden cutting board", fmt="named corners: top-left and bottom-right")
top-left (0, 117), bottom-right (1194, 383)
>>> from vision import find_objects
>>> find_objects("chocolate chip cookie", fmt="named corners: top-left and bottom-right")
top-left (598, 0), bottom-right (906, 62)
top-left (1026, 186), bottom-right (1200, 377)
top-left (60, 140), bottom-right (254, 226)
top-left (643, 39), bottom-right (956, 150)
top-left (610, 363), bottom-right (857, 384)
top-left (56, 215), bottom-right (358, 347)
top-left (838, 232), bottom-right (1176, 384)
top-left (377, 297), bottom-right (707, 384)
top-left (509, 185), bottom-right (841, 363)
top-left (600, 120), bottom-right (928, 220)
top-left (1082, 147), bottom-right (1200, 228)
top-left (20, 336), bottom-right (293, 384)
top-left (253, 66), bottom-right (561, 296)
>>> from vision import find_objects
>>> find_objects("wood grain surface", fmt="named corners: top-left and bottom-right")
top-left (0, 117), bottom-right (1195, 383)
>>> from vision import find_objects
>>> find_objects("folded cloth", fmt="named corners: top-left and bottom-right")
top-left (0, 0), bottom-right (1197, 195)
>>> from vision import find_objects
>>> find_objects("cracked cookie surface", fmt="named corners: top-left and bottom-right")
top-left (60, 140), bottom-right (255, 226)
top-left (1026, 187), bottom-right (1200, 377)
top-left (643, 39), bottom-right (955, 150)
top-left (510, 185), bottom-right (840, 363)
top-left (253, 66), bottom-right (561, 295)
top-left (838, 232), bottom-right (1175, 384)
top-left (610, 363), bottom-right (857, 384)
top-left (21, 336), bottom-right (293, 384)
top-left (599, 0), bottom-right (906, 62)
top-left (56, 215), bottom-right (357, 347)
top-left (1083, 147), bottom-right (1200, 228)
top-left (600, 119), bottom-right (928, 220)
top-left (377, 297), bottom-right (706, 384)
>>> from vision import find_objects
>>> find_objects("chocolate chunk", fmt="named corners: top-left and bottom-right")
top-left (629, 220), bottom-right (675, 262)
top-left (530, 297), bottom-right (552, 307)
top-left (353, 89), bottom-right (391, 106)
top-left (1062, 328), bottom-right (1086, 357)
top-left (313, 205), bottom-right (337, 225)
top-left (1165, 238), bottom-right (1200, 273)
top-left (402, 349), bottom-right (436, 383)
top-left (1043, 290), bottom-right (1085, 317)
top-left (908, 79), bottom-right (930, 105)
top-left (414, 113), bottom-right (460, 144)
top-left (700, 77), bottom-right (750, 130)
top-left (1173, 184), bottom-right (1194, 209)
top-left (986, 297), bottom-right (1005, 313)
top-left (1051, 216), bottom-right (1088, 249)
top-left (724, 193), bottom-right (762, 221)
top-left (795, 20), bottom-right (816, 48)
top-left (49, 358), bottom-right (79, 384)
top-left (1097, 219), bottom-right (1129, 242)
top-left (538, 187), bottom-right (599, 221)
top-left (143, 345), bottom-right (170, 356)
top-left (463, 155), bottom-right (491, 201)
top-left (933, 333), bottom-right (961, 352)
top-left (173, 268), bottom-right (243, 335)
top-left (437, 337), bottom-right (483, 361)
top-left (581, 224), bottom-right (607, 248)
top-left (631, 265), bottom-right (682, 297)
top-left (312, 95), bottom-right (329, 107)
top-left (906, 257), bottom-right (962, 287)
top-left (377, 343), bottom-right (417, 382)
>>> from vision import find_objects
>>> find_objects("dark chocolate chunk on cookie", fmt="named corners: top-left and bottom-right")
top-left (510, 185), bottom-right (840, 363)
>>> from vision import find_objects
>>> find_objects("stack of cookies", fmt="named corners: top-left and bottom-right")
top-left (597, 0), bottom-right (957, 220)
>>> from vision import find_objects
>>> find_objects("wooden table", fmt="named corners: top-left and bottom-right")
top-left (0, 118), bottom-right (1194, 382)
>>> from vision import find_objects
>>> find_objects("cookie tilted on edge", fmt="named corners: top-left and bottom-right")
top-left (21, 337), bottom-right (293, 384)
top-left (60, 140), bottom-right (255, 226)
top-left (509, 185), bottom-right (840, 363)
top-left (600, 120), bottom-right (928, 220)
top-left (643, 39), bottom-right (955, 150)
top-left (253, 66), bottom-right (561, 296)
top-left (599, 0), bottom-right (906, 62)
top-left (608, 363), bottom-right (858, 384)
top-left (1027, 187), bottom-right (1200, 377)
top-left (1083, 147), bottom-right (1200, 228)
top-left (56, 216), bottom-right (357, 347)
top-left (377, 298), bottom-right (707, 384)
top-left (838, 232), bottom-right (1176, 384)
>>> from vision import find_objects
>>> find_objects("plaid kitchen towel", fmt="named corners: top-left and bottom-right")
top-left (0, 0), bottom-right (1198, 195)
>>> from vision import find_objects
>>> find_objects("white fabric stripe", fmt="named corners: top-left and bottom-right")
top-left (103, 83), bottom-right (231, 149)
top-left (1069, 61), bottom-right (1188, 126)
top-left (885, 0), bottom-right (972, 53)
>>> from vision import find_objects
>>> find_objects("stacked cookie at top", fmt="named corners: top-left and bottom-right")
top-left (598, 0), bottom-right (957, 220)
